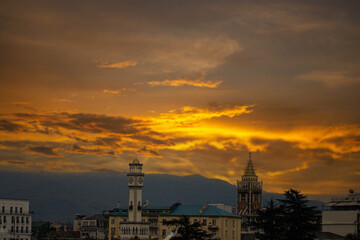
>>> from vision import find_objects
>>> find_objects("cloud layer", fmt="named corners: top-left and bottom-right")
top-left (1, 0), bottom-right (360, 196)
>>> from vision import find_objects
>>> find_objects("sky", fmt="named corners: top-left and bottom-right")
top-left (0, 0), bottom-right (359, 197)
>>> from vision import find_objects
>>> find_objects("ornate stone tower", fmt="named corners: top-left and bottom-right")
top-left (120, 159), bottom-right (149, 239)
top-left (236, 153), bottom-right (263, 215)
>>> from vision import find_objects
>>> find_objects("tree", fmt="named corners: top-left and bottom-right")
top-left (164, 215), bottom-right (210, 240)
top-left (255, 199), bottom-right (286, 240)
top-left (345, 233), bottom-right (360, 240)
top-left (279, 188), bottom-right (319, 240)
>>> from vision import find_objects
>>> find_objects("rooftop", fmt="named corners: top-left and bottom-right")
top-left (170, 204), bottom-right (240, 217)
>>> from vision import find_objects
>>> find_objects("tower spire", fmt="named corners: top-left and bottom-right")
top-left (243, 151), bottom-right (256, 177)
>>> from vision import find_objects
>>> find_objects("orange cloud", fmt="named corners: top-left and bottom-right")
top-left (148, 73), bottom-right (222, 88)
top-left (103, 88), bottom-right (136, 96)
top-left (97, 60), bottom-right (137, 69)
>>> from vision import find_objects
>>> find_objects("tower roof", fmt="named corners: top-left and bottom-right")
top-left (131, 158), bottom-right (140, 164)
top-left (243, 152), bottom-right (257, 177)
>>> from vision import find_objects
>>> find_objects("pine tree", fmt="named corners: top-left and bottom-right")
top-left (279, 188), bottom-right (319, 240)
top-left (255, 199), bottom-right (286, 240)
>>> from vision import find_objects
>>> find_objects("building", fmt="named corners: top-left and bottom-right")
top-left (79, 214), bottom-right (108, 240)
top-left (73, 214), bottom-right (86, 232)
top-left (236, 153), bottom-right (262, 215)
top-left (159, 203), bottom-right (242, 240)
top-left (322, 189), bottom-right (360, 236)
top-left (107, 159), bottom-right (242, 240)
top-left (108, 203), bottom-right (242, 240)
top-left (0, 199), bottom-right (32, 240)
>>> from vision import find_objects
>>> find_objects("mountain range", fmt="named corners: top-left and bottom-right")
top-left (0, 171), bottom-right (323, 222)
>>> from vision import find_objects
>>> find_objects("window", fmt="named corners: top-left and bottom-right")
top-left (16, 217), bottom-right (19, 223)
top-left (26, 217), bottom-right (29, 223)
top-left (3, 216), bottom-right (6, 223)
top-left (225, 230), bottom-right (228, 237)
top-left (11, 226), bottom-right (14, 232)
top-left (111, 219), bottom-right (115, 225)
top-left (12, 216), bottom-right (14, 223)
top-left (233, 231), bottom-right (235, 238)
top-left (15, 207), bottom-right (18, 213)
top-left (21, 226), bottom-right (23, 233)
top-left (233, 220), bottom-right (235, 227)
top-left (10, 207), bottom-right (13, 213)
top-left (2, 206), bottom-right (4, 213)
top-left (21, 217), bottom-right (24, 223)
top-left (20, 208), bottom-right (23, 214)
top-left (3, 225), bottom-right (6, 229)
top-left (162, 219), bottom-right (166, 224)
top-left (225, 219), bottom-right (228, 226)
top-left (202, 219), bottom-right (207, 225)
top-left (162, 230), bottom-right (166, 236)
top-left (26, 227), bottom-right (28, 233)
top-left (16, 226), bottom-right (18, 233)
top-left (212, 219), bottom-right (216, 226)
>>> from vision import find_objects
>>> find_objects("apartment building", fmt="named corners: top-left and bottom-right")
top-left (0, 199), bottom-right (32, 240)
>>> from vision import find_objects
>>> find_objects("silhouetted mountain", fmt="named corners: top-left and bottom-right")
top-left (0, 171), bottom-right (323, 222)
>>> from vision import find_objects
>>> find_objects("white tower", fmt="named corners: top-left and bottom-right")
top-left (120, 159), bottom-right (149, 240)
top-left (127, 159), bottom-right (144, 222)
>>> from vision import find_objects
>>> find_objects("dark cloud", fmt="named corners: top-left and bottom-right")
top-left (70, 144), bottom-right (115, 156)
top-left (27, 146), bottom-right (60, 157)
top-left (0, 119), bottom-right (25, 132)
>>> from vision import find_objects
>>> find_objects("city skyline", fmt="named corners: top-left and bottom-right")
top-left (0, 0), bottom-right (359, 195)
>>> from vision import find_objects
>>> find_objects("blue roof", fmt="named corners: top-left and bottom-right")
top-left (170, 205), bottom-right (240, 218)
top-left (143, 205), bottom-right (172, 210)
top-left (107, 208), bottom-right (128, 216)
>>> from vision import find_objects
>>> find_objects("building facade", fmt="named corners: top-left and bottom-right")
top-left (322, 189), bottom-right (360, 236)
top-left (0, 199), bottom-right (32, 240)
top-left (159, 204), bottom-right (242, 240)
top-left (108, 203), bottom-right (242, 240)
top-left (236, 153), bottom-right (262, 215)
top-left (79, 214), bottom-right (108, 240)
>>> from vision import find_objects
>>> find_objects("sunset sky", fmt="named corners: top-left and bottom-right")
top-left (1, 0), bottom-right (359, 197)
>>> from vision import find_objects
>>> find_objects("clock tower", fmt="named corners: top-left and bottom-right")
top-left (127, 158), bottom-right (144, 222)
top-left (120, 159), bottom-right (149, 239)
top-left (236, 152), bottom-right (263, 215)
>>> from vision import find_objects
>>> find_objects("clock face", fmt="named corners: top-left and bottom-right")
top-left (138, 177), bottom-right (143, 184)
top-left (128, 177), bottom-right (134, 184)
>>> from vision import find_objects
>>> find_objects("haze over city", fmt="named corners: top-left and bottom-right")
top-left (1, 0), bottom-right (360, 198)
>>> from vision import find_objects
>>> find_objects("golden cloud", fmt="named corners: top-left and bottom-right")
top-left (0, 105), bottom-right (359, 194)
top-left (97, 60), bottom-right (137, 69)
top-left (103, 88), bottom-right (136, 96)
top-left (148, 73), bottom-right (222, 88)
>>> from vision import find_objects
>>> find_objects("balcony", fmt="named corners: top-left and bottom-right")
top-left (207, 225), bottom-right (218, 230)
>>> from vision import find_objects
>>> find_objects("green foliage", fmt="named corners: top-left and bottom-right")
top-left (256, 188), bottom-right (319, 240)
top-left (165, 215), bottom-right (210, 240)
